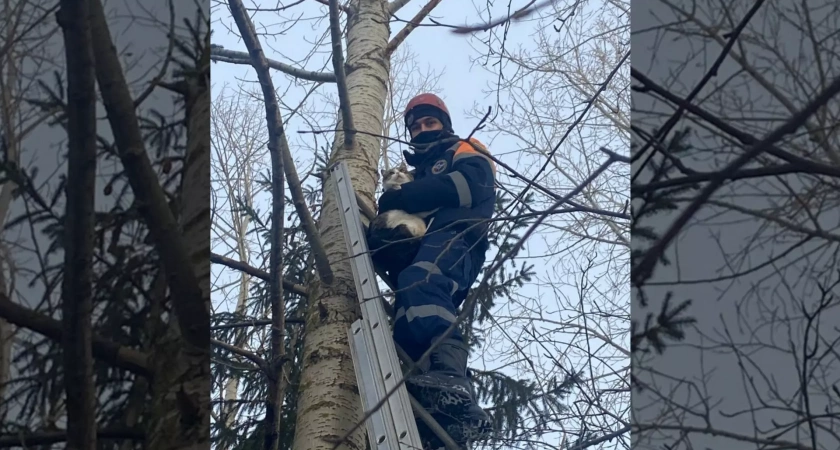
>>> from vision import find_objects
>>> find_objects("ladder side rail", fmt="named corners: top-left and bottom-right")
top-left (329, 163), bottom-right (423, 450)
top-left (349, 320), bottom-right (395, 450)
top-left (327, 168), bottom-right (400, 450)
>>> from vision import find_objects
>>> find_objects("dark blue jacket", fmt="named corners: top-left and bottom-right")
top-left (397, 137), bottom-right (497, 256)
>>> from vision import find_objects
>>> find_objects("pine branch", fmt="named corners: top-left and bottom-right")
top-left (211, 338), bottom-right (267, 371)
top-left (0, 428), bottom-right (143, 448)
top-left (89, 0), bottom-right (209, 349)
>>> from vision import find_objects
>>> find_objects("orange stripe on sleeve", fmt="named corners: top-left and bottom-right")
top-left (454, 138), bottom-right (496, 174)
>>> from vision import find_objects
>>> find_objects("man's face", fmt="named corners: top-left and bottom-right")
top-left (408, 116), bottom-right (443, 138)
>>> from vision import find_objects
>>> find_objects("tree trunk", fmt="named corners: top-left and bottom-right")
top-left (221, 194), bottom-right (253, 448)
top-left (57, 0), bottom-right (98, 447)
top-left (291, 1), bottom-right (391, 450)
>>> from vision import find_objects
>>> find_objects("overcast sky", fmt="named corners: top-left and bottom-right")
top-left (632, 1), bottom-right (840, 449)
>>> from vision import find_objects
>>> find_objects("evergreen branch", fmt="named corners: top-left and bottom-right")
top-left (0, 428), bottom-right (144, 448)
top-left (0, 293), bottom-right (150, 376)
top-left (567, 425), bottom-right (629, 450)
top-left (89, 0), bottom-right (209, 349)
top-left (211, 318), bottom-right (304, 331)
top-left (211, 338), bottom-right (267, 371)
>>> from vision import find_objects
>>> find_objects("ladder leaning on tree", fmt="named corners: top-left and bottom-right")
top-left (325, 161), bottom-right (462, 450)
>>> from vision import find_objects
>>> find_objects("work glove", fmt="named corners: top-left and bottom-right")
top-left (377, 189), bottom-right (405, 213)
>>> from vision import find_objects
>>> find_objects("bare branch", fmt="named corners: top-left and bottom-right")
top-left (210, 47), bottom-right (337, 83)
top-left (328, 0), bottom-right (354, 148)
top-left (632, 0), bottom-right (766, 180)
top-left (451, 0), bottom-right (556, 34)
top-left (210, 253), bottom-right (308, 297)
top-left (388, 0), bottom-right (413, 15)
top-left (0, 293), bottom-right (149, 376)
top-left (633, 73), bottom-right (840, 286)
top-left (631, 69), bottom-right (840, 178)
top-left (386, 0), bottom-right (444, 56)
top-left (313, 0), bottom-right (353, 14)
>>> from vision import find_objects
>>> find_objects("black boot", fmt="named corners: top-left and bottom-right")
top-left (407, 338), bottom-right (493, 444)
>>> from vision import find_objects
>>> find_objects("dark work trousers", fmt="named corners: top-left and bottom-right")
top-left (393, 228), bottom-right (479, 363)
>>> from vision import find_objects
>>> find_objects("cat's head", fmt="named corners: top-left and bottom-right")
top-left (381, 163), bottom-right (413, 190)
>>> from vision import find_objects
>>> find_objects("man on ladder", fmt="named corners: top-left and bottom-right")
top-left (375, 93), bottom-right (497, 446)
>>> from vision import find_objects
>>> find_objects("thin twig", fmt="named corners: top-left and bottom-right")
top-left (451, 0), bottom-right (554, 34)
top-left (630, 70), bottom-right (840, 178)
top-left (504, 49), bottom-right (629, 218)
top-left (633, 74), bottom-right (840, 286)
top-left (631, 0), bottom-right (766, 180)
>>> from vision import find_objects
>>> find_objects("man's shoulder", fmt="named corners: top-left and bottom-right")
top-left (452, 137), bottom-right (495, 173)
top-left (453, 137), bottom-right (489, 154)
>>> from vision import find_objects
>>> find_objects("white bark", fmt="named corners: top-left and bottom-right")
top-left (291, 1), bottom-right (392, 450)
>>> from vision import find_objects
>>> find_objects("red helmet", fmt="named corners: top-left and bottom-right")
top-left (404, 93), bottom-right (452, 131)
top-left (404, 93), bottom-right (450, 117)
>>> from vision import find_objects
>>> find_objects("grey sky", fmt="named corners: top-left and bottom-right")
top-left (632, 1), bottom-right (840, 449)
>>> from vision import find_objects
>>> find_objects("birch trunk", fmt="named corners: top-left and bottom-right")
top-left (221, 208), bottom-right (252, 439)
top-left (292, 1), bottom-right (391, 449)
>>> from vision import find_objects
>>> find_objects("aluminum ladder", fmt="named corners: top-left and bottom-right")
top-left (326, 161), bottom-right (424, 450)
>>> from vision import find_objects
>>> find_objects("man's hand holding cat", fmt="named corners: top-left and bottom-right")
top-left (378, 189), bottom-right (405, 213)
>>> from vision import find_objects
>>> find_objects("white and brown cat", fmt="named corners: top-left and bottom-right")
top-left (367, 164), bottom-right (438, 273)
